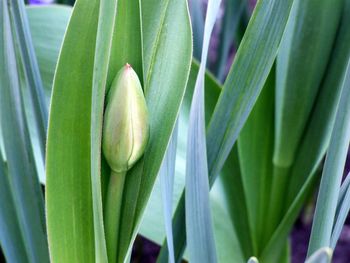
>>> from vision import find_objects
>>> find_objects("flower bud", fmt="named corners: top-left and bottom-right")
top-left (102, 64), bottom-right (149, 173)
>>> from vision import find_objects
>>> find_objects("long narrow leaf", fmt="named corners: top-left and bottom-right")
top-left (331, 172), bottom-right (350, 248)
top-left (159, 0), bottom-right (296, 260)
top-left (269, 0), bottom-right (344, 231)
top-left (160, 122), bottom-right (178, 263)
top-left (0, 157), bottom-right (28, 262)
top-left (206, 0), bottom-right (295, 185)
top-left (259, 1), bottom-right (350, 259)
top-left (308, 59), bottom-right (350, 255)
top-left (8, 0), bottom-right (48, 162)
top-left (185, 0), bottom-right (221, 262)
top-left (0, 1), bottom-right (49, 262)
top-left (90, 0), bottom-right (119, 261)
top-left (190, 0), bottom-right (204, 59)
top-left (287, 0), bottom-right (350, 206)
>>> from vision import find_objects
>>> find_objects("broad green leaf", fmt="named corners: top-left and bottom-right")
top-left (308, 59), bottom-right (350, 255)
top-left (47, 1), bottom-right (192, 263)
top-left (305, 248), bottom-right (332, 263)
top-left (185, 0), bottom-right (221, 261)
top-left (287, 0), bottom-right (350, 206)
top-left (238, 69), bottom-right (274, 252)
top-left (331, 172), bottom-right (350, 248)
top-left (269, 0), bottom-right (344, 231)
top-left (0, 1), bottom-right (49, 262)
top-left (274, 0), bottom-right (343, 167)
top-left (46, 0), bottom-right (99, 261)
top-left (161, 0), bottom-right (296, 260)
top-left (260, 2), bottom-right (350, 259)
top-left (118, 0), bottom-right (192, 261)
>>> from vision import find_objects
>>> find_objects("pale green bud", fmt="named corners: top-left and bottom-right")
top-left (102, 64), bottom-right (149, 173)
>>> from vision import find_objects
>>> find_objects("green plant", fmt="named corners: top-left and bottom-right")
top-left (1, 0), bottom-right (350, 263)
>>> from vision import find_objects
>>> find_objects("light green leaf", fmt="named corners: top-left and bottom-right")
top-left (90, 0), bottom-right (119, 261)
top-left (8, 0), bottom-right (48, 163)
top-left (331, 172), bottom-right (350, 248)
top-left (185, 0), bottom-right (221, 261)
top-left (159, 122), bottom-right (178, 263)
top-left (0, 1), bottom-right (49, 262)
top-left (0, 158), bottom-right (28, 263)
top-left (27, 5), bottom-right (72, 92)
top-left (308, 58), bottom-right (350, 255)
top-left (46, 0), bottom-right (99, 261)
top-left (161, 0), bottom-right (296, 260)
top-left (305, 248), bottom-right (332, 263)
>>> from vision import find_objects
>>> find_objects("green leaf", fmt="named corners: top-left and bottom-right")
top-left (206, 0), bottom-right (295, 185)
top-left (8, 0), bottom-right (48, 164)
top-left (0, 158), bottom-right (28, 263)
top-left (308, 59), bottom-right (350, 255)
top-left (159, 122), bottom-right (178, 263)
top-left (90, 0), bottom-right (119, 261)
top-left (331, 172), bottom-right (350, 248)
top-left (261, 2), bottom-right (350, 259)
top-left (27, 5), bottom-right (72, 92)
top-left (287, 0), bottom-right (350, 206)
top-left (117, 0), bottom-right (192, 261)
top-left (46, 1), bottom-right (192, 263)
top-left (160, 0), bottom-right (296, 260)
top-left (268, 0), bottom-right (344, 232)
top-left (157, 60), bottom-right (223, 263)
top-left (274, 0), bottom-right (343, 168)
top-left (185, 0), bottom-right (221, 261)
top-left (238, 68), bottom-right (275, 252)
top-left (0, 1), bottom-right (49, 262)
top-left (305, 248), bottom-right (332, 263)
top-left (46, 0), bottom-right (99, 261)
top-left (189, 0), bottom-right (204, 59)
top-left (156, 61), bottom-right (245, 263)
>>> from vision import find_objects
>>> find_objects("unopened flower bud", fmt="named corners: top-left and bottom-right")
top-left (102, 64), bottom-right (149, 173)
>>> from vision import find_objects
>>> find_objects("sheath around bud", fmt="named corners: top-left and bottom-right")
top-left (102, 64), bottom-right (149, 173)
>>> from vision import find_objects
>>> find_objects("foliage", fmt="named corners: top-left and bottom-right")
top-left (1, 0), bottom-right (350, 263)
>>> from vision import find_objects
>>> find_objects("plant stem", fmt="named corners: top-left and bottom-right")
top-left (104, 170), bottom-right (126, 263)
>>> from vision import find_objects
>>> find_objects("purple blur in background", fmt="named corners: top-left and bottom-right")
top-left (29, 0), bottom-right (54, 5)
